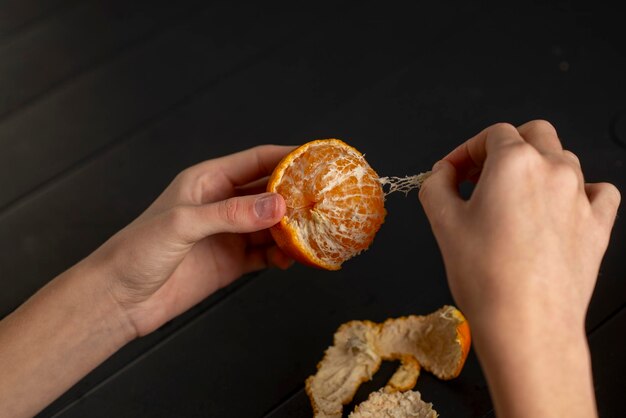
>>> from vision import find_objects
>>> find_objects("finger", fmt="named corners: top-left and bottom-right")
top-left (243, 245), bottom-right (294, 273)
top-left (558, 150), bottom-right (585, 190)
top-left (444, 122), bottom-right (525, 181)
top-left (235, 176), bottom-right (270, 197)
top-left (167, 193), bottom-right (286, 243)
top-left (418, 160), bottom-right (462, 227)
top-left (562, 150), bottom-right (581, 168)
top-left (211, 145), bottom-right (296, 187)
top-left (247, 229), bottom-right (275, 246)
top-left (585, 182), bottom-right (621, 230)
top-left (267, 246), bottom-right (295, 270)
top-left (516, 120), bottom-right (563, 154)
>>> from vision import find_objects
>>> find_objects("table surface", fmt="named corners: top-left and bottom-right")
top-left (1, 1), bottom-right (624, 417)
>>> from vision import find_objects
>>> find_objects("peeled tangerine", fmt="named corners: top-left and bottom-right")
top-left (267, 139), bottom-right (386, 270)
top-left (305, 305), bottom-right (471, 418)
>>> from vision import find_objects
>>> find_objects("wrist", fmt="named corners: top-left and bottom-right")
top-left (65, 257), bottom-right (138, 345)
top-left (470, 307), bottom-right (596, 417)
top-left (0, 257), bottom-right (137, 417)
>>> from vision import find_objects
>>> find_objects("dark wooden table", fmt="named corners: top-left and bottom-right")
top-left (1, 1), bottom-right (624, 417)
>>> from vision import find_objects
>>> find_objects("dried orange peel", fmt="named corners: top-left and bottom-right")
top-left (377, 305), bottom-right (471, 380)
top-left (306, 305), bottom-right (470, 418)
top-left (305, 321), bottom-right (382, 418)
top-left (349, 389), bottom-right (438, 418)
top-left (267, 139), bottom-right (386, 270)
top-left (384, 354), bottom-right (421, 393)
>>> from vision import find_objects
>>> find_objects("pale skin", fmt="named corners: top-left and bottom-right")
top-left (0, 145), bottom-right (295, 418)
top-left (0, 120), bottom-right (620, 417)
top-left (419, 120), bottom-right (621, 418)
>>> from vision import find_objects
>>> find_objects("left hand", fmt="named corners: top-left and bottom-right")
top-left (87, 145), bottom-right (295, 337)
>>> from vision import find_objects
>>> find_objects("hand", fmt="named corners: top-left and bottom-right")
top-left (419, 120), bottom-right (620, 329)
top-left (88, 145), bottom-right (295, 337)
top-left (0, 145), bottom-right (296, 418)
top-left (418, 120), bottom-right (620, 417)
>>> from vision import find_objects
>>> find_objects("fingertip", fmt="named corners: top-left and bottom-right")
top-left (267, 246), bottom-right (295, 270)
top-left (201, 193), bottom-right (286, 236)
top-left (420, 159), bottom-right (455, 193)
top-left (254, 192), bottom-right (286, 223)
top-left (418, 160), bottom-right (461, 225)
top-left (430, 159), bottom-right (448, 174)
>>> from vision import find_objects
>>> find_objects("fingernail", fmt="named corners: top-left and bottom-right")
top-left (255, 194), bottom-right (277, 220)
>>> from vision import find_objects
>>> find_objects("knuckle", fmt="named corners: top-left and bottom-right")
top-left (603, 182), bottom-right (622, 206)
top-left (219, 198), bottom-right (240, 225)
top-left (551, 161), bottom-right (581, 189)
top-left (489, 122), bottom-right (519, 136)
top-left (526, 119), bottom-right (558, 135)
top-left (562, 150), bottom-right (581, 166)
top-left (492, 143), bottom-right (543, 178)
top-left (174, 166), bottom-right (216, 203)
top-left (253, 144), bottom-right (273, 154)
top-left (174, 167), bottom-right (195, 184)
top-left (501, 142), bottom-right (538, 165)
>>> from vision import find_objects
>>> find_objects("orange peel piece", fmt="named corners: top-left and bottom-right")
top-left (306, 305), bottom-right (471, 417)
top-left (348, 389), bottom-right (438, 418)
top-left (377, 305), bottom-right (471, 380)
top-left (384, 355), bottom-right (421, 393)
top-left (305, 320), bottom-right (382, 418)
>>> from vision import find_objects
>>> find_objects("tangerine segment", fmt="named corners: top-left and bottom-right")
top-left (268, 139), bottom-right (386, 270)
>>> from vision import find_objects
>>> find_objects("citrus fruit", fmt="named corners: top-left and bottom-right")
top-left (267, 139), bottom-right (386, 270)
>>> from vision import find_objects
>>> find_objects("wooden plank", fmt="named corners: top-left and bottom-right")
top-left (0, 0), bottom-right (436, 319)
top-left (39, 274), bottom-right (257, 417)
top-left (299, 14), bottom-right (626, 335)
top-left (265, 352), bottom-right (492, 418)
top-left (48, 3), bottom-right (626, 417)
top-left (0, 0), bottom-right (330, 212)
top-left (0, 2), bottom-right (438, 416)
top-left (0, 0), bottom-right (209, 118)
top-left (0, 2), bottom-right (621, 417)
top-left (0, 0), bottom-right (75, 40)
top-left (53, 263), bottom-right (489, 418)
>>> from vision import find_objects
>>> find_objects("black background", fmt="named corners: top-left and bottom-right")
top-left (0, 1), bottom-right (624, 417)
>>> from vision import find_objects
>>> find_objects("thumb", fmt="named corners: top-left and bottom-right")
top-left (167, 193), bottom-right (286, 243)
top-left (202, 192), bottom-right (286, 235)
top-left (418, 160), bottom-right (462, 228)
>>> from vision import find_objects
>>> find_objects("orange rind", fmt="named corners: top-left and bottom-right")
top-left (384, 355), bottom-right (421, 393)
top-left (305, 305), bottom-right (470, 417)
top-left (305, 320), bottom-right (381, 418)
top-left (348, 389), bottom-right (438, 418)
top-left (377, 305), bottom-right (471, 380)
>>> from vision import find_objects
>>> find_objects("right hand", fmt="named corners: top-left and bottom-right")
top-left (418, 120), bottom-right (620, 417)
top-left (419, 120), bottom-right (620, 330)
top-left (419, 120), bottom-right (620, 336)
